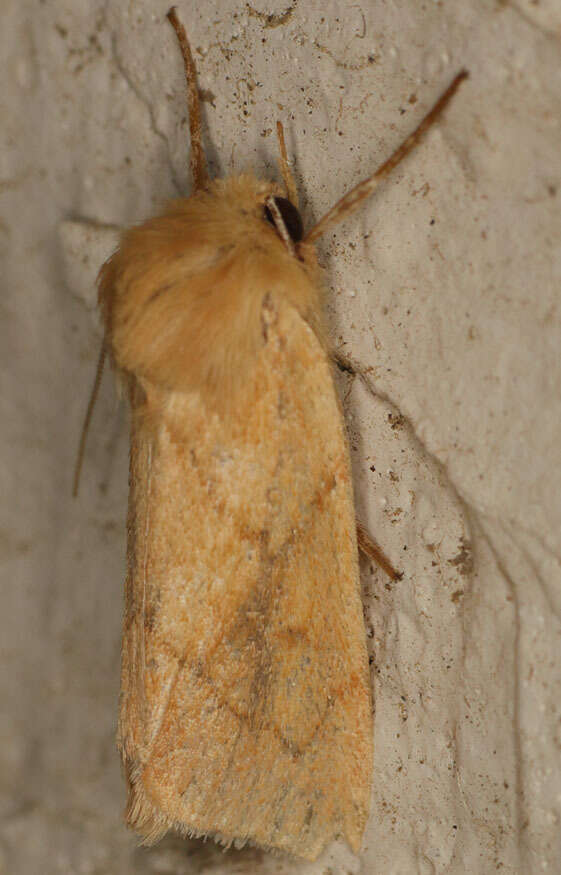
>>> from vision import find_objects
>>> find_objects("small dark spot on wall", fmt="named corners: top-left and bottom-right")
top-left (388, 413), bottom-right (405, 430)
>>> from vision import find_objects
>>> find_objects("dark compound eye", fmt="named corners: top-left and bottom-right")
top-left (264, 197), bottom-right (303, 243)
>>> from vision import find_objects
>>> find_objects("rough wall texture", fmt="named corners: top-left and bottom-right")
top-left (2, 0), bottom-right (560, 873)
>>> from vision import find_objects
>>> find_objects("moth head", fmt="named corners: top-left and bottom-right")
top-left (98, 173), bottom-right (323, 404)
top-left (200, 175), bottom-right (305, 260)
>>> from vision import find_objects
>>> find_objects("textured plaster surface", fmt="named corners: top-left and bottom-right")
top-left (2, 1), bottom-right (560, 873)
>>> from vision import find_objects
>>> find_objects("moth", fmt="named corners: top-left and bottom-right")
top-left (83, 7), bottom-right (467, 861)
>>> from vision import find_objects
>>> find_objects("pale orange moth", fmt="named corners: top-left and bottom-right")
top-left (83, 7), bottom-right (467, 862)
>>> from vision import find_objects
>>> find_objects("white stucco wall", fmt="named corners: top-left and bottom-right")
top-left (2, 1), bottom-right (560, 873)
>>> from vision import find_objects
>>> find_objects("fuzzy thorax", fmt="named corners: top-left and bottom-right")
top-left (99, 174), bottom-right (324, 407)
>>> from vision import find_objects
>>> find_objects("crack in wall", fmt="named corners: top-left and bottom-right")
top-left (109, 31), bottom-right (182, 196)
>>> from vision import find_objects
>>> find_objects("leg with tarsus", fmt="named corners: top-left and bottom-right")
top-left (332, 351), bottom-right (403, 580)
top-left (275, 121), bottom-right (299, 208)
top-left (356, 520), bottom-right (402, 581)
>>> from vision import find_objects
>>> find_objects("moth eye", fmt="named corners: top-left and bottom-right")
top-left (264, 197), bottom-right (304, 243)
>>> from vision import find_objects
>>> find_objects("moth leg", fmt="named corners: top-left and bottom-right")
top-left (305, 70), bottom-right (468, 243)
top-left (72, 340), bottom-right (107, 497)
top-left (356, 520), bottom-right (402, 581)
top-left (167, 8), bottom-right (209, 191)
top-left (275, 121), bottom-right (299, 208)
